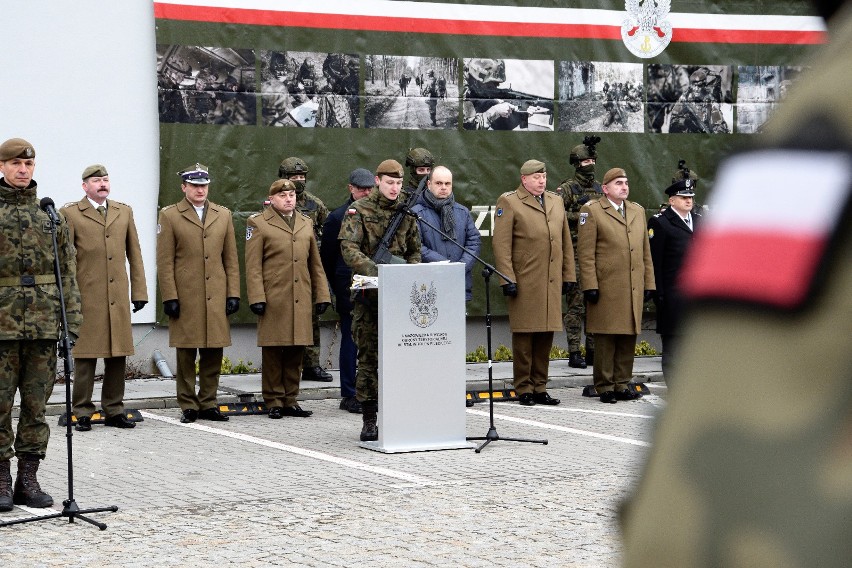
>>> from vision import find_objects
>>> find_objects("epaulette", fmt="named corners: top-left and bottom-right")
top-left (299, 211), bottom-right (311, 219)
top-left (160, 204), bottom-right (177, 212)
top-left (110, 200), bottom-right (130, 208)
top-left (248, 212), bottom-right (261, 219)
top-left (499, 190), bottom-right (515, 198)
top-left (62, 202), bottom-right (76, 209)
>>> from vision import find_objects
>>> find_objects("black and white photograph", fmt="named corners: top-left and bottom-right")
top-left (363, 56), bottom-right (458, 130)
top-left (736, 65), bottom-right (806, 133)
top-left (259, 50), bottom-right (360, 128)
top-left (557, 61), bottom-right (644, 132)
top-left (462, 58), bottom-right (554, 131)
top-left (156, 45), bottom-right (256, 126)
top-left (646, 64), bottom-right (733, 134)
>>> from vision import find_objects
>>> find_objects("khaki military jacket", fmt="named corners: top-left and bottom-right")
top-left (492, 185), bottom-right (575, 333)
top-left (62, 198), bottom-right (147, 357)
top-left (245, 208), bottom-right (330, 346)
top-left (577, 197), bottom-right (654, 335)
top-left (156, 198), bottom-right (240, 348)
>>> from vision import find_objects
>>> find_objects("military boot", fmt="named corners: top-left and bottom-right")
top-left (0, 460), bottom-right (13, 512)
top-left (13, 455), bottom-right (53, 508)
top-left (568, 351), bottom-right (587, 369)
top-left (360, 401), bottom-right (378, 442)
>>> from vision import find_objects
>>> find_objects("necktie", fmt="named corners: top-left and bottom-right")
top-left (537, 195), bottom-right (544, 207)
top-left (97, 205), bottom-right (107, 219)
top-left (618, 206), bottom-right (624, 219)
top-left (685, 216), bottom-right (691, 226)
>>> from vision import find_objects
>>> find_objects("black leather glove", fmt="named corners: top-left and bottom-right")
top-left (584, 289), bottom-right (600, 304)
top-left (315, 302), bottom-right (331, 315)
top-left (132, 300), bottom-right (147, 313)
top-left (163, 299), bottom-right (180, 318)
top-left (562, 282), bottom-right (576, 295)
top-left (249, 302), bottom-right (266, 316)
top-left (226, 297), bottom-right (240, 315)
top-left (644, 290), bottom-right (656, 303)
top-left (502, 283), bottom-right (518, 297)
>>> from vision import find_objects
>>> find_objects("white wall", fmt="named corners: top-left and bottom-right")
top-left (5, 0), bottom-right (159, 323)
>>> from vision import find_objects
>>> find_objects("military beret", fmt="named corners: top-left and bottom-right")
top-left (269, 178), bottom-right (297, 196)
top-left (178, 163), bottom-right (210, 185)
top-left (520, 160), bottom-right (546, 175)
top-left (0, 138), bottom-right (36, 161)
top-left (375, 159), bottom-right (403, 178)
top-left (349, 168), bottom-right (375, 188)
top-left (602, 167), bottom-right (627, 185)
top-left (665, 178), bottom-right (696, 197)
top-left (82, 164), bottom-right (108, 180)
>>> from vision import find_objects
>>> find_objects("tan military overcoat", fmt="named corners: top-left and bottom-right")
top-left (577, 197), bottom-right (655, 335)
top-left (62, 198), bottom-right (147, 358)
top-left (492, 185), bottom-right (575, 333)
top-left (245, 208), bottom-right (330, 346)
top-left (156, 198), bottom-right (240, 348)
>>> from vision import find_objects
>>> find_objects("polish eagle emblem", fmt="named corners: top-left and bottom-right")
top-left (621, 0), bottom-right (673, 59)
top-left (409, 281), bottom-right (438, 328)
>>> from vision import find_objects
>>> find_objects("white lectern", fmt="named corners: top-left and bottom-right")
top-left (360, 262), bottom-right (474, 453)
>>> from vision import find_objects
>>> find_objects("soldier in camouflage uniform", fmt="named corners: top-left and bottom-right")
top-left (278, 157), bottom-right (333, 382)
top-left (555, 136), bottom-right (602, 368)
top-left (0, 138), bottom-right (82, 511)
top-left (338, 159), bottom-right (421, 441)
top-left (669, 67), bottom-right (729, 134)
top-left (402, 147), bottom-right (434, 202)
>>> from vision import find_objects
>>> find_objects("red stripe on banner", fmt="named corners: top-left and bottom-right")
top-left (681, 230), bottom-right (825, 308)
top-left (153, 3), bottom-right (825, 44)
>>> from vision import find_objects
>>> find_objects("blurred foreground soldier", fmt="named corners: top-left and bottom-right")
top-left (556, 136), bottom-right (603, 368)
top-left (410, 165), bottom-right (481, 301)
top-left (320, 168), bottom-right (374, 414)
top-left (339, 159), bottom-right (421, 441)
top-left (577, 168), bottom-right (654, 403)
top-left (0, 138), bottom-right (82, 510)
top-left (403, 147), bottom-right (434, 201)
top-left (246, 179), bottom-right (330, 419)
top-left (492, 160), bottom-right (575, 406)
top-left (157, 164), bottom-right (240, 424)
top-left (278, 157), bottom-right (333, 383)
top-left (647, 161), bottom-right (700, 380)
top-left (622, 3), bottom-right (852, 566)
top-left (62, 165), bottom-right (147, 431)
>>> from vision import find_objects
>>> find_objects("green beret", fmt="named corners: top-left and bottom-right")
top-left (0, 138), bottom-right (36, 161)
top-left (82, 164), bottom-right (108, 180)
top-left (375, 159), bottom-right (404, 178)
top-left (602, 167), bottom-right (627, 185)
top-left (269, 178), bottom-right (296, 196)
top-left (520, 160), bottom-right (546, 175)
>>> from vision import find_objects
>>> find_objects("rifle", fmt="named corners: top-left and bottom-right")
top-left (492, 87), bottom-right (554, 129)
top-left (371, 174), bottom-right (428, 265)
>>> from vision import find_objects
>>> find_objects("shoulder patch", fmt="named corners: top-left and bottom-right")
top-left (648, 228), bottom-right (654, 238)
top-left (245, 226), bottom-right (254, 241)
top-left (496, 207), bottom-right (503, 217)
top-left (346, 208), bottom-right (358, 215)
top-left (579, 212), bottom-right (588, 225)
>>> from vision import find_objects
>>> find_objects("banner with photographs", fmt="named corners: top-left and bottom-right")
top-left (154, 0), bottom-right (824, 316)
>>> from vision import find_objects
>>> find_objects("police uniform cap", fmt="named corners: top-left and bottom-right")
top-left (82, 164), bottom-right (108, 180)
top-left (0, 138), bottom-right (36, 161)
top-left (665, 178), bottom-right (696, 197)
top-left (178, 163), bottom-right (211, 185)
top-left (269, 178), bottom-right (297, 196)
top-left (520, 160), bottom-right (546, 175)
top-left (602, 167), bottom-right (627, 185)
top-left (375, 159), bottom-right (404, 178)
top-left (349, 168), bottom-right (375, 188)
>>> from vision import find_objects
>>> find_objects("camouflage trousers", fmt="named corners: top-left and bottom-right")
top-left (564, 261), bottom-right (594, 352)
top-left (352, 299), bottom-right (378, 402)
top-left (301, 310), bottom-right (322, 368)
top-left (0, 340), bottom-right (57, 461)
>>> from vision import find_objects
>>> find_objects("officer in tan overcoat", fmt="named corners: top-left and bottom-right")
top-left (577, 167), bottom-right (654, 403)
top-left (62, 164), bottom-right (147, 431)
top-left (492, 159), bottom-right (576, 406)
top-left (246, 179), bottom-right (331, 419)
top-left (156, 163), bottom-right (240, 423)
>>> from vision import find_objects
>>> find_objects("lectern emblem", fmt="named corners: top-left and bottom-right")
top-left (409, 281), bottom-right (438, 328)
top-left (621, 0), bottom-right (673, 59)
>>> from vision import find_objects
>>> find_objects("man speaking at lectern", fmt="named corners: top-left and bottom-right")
top-left (339, 159), bottom-right (421, 442)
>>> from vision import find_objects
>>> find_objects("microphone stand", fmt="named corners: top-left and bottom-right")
top-left (1, 200), bottom-right (117, 530)
top-left (404, 206), bottom-right (547, 453)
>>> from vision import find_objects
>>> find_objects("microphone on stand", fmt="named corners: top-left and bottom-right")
top-left (39, 196), bottom-right (61, 223)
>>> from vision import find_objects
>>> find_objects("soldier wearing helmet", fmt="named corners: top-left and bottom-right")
top-left (462, 58), bottom-right (516, 130)
top-left (403, 147), bottom-right (434, 198)
top-left (277, 157), bottom-right (333, 382)
top-left (556, 136), bottom-right (603, 368)
top-left (422, 69), bottom-right (440, 126)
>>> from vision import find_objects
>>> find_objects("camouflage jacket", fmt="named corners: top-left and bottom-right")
top-left (296, 190), bottom-right (329, 244)
top-left (339, 188), bottom-right (421, 277)
top-left (556, 175), bottom-right (602, 240)
top-left (0, 180), bottom-right (82, 340)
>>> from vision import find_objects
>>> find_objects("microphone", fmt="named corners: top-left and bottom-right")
top-left (39, 196), bottom-right (61, 224)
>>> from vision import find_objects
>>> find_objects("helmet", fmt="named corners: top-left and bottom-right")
top-left (427, 69), bottom-right (435, 76)
top-left (405, 147), bottom-right (434, 169)
top-left (672, 159), bottom-right (699, 184)
top-left (569, 136), bottom-right (601, 167)
top-left (278, 156), bottom-right (309, 178)
top-left (465, 58), bottom-right (506, 84)
top-left (269, 52), bottom-right (293, 80)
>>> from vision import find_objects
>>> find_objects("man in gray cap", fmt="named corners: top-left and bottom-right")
top-left (0, 138), bottom-right (82, 511)
top-left (320, 168), bottom-right (375, 414)
top-left (62, 165), bottom-right (148, 431)
top-left (492, 159), bottom-right (575, 406)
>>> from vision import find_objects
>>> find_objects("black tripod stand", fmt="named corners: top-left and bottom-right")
top-left (404, 208), bottom-right (547, 453)
top-left (0, 198), bottom-right (117, 530)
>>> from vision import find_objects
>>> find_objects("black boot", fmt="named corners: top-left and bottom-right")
top-left (0, 460), bottom-right (12, 512)
top-left (360, 400), bottom-right (378, 442)
top-left (13, 455), bottom-right (53, 508)
top-left (568, 351), bottom-right (587, 369)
